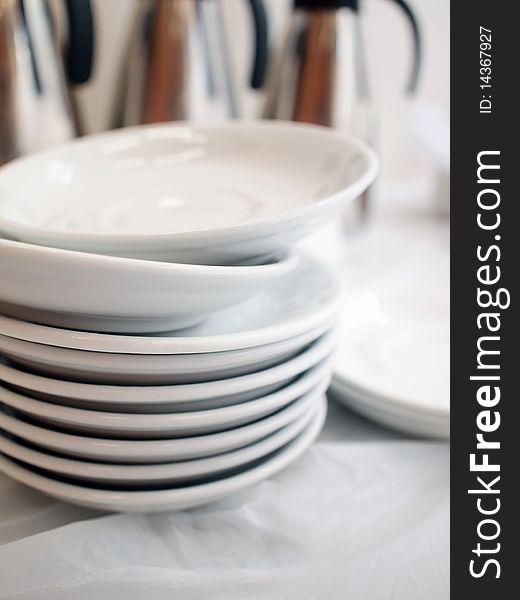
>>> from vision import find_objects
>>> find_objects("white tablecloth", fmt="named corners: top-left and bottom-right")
top-left (0, 398), bottom-right (449, 600)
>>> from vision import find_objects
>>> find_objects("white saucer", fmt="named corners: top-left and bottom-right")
top-left (0, 254), bottom-right (342, 354)
top-left (0, 385), bottom-right (323, 463)
top-left (331, 215), bottom-right (449, 437)
top-left (0, 319), bottom-right (332, 385)
top-left (0, 398), bottom-right (325, 512)
top-left (0, 122), bottom-right (378, 264)
top-left (0, 361), bottom-right (331, 438)
top-left (0, 237), bottom-right (297, 334)
top-left (334, 287), bottom-right (449, 418)
top-left (329, 380), bottom-right (449, 439)
top-left (0, 404), bottom-right (315, 487)
top-left (0, 331), bottom-right (334, 412)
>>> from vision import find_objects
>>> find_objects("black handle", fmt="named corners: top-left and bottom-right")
top-left (293, 0), bottom-right (421, 93)
top-left (294, 1), bottom-right (359, 7)
top-left (246, 0), bottom-right (269, 89)
top-left (387, 0), bottom-right (421, 93)
top-left (63, 0), bottom-right (95, 85)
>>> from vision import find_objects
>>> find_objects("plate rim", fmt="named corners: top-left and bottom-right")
top-left (0, 255), bottom-right (343, 354)
top-left (0, 331), bottom-right (335, 405)
top-left (0, 361), bottom-right (331, 435)
top-left (0, 403), bottom-right (317, 484)
top-left (0, 399), bottom-right (326, 512)
top-left (0, 384), bottom-right (326, 463)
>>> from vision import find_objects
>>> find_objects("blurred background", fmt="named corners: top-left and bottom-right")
top-left (79, 0), bottom-right (448, 198)
top-left (2, 0), bottom-right (449, 203)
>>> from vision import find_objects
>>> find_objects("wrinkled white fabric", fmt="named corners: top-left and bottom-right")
top-left (0, 440), bottom-right (448, 600)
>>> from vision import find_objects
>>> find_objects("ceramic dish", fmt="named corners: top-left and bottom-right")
top-left (329, 380), bottom-right (449, 439)
top-left (0, 399), bottom-right (325, 512)
top-left (0, 122), bottom-right (378, 264)
top-left (0, 404), bottom-right (315, 486)
top-left (0, 237), bottom-right (297, 333)
top-left (0, 319), bottom-right (333, 384)
top-left (0, 361), bottom-right (331, 437)
top-left (331, 378), bottom-right (450, 426)
top-left (0, 332), bottom-right (334, 412)
top-left (0, 253), bottom-right (342, 353)
top-left (331, 215), bottom-right (449, 423)
top-left (0, 385), bottom-right (323, 463)
top-left (333, 287), bottom-right (449, 418)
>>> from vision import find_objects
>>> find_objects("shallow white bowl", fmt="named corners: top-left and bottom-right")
top-left (0, 405), bottom-right (315, 486)
top-left (0, 332), bottom-right (334, 412)
top-left (0, 237), bottom-right (297, 333)
top-left (0, 254), bottom-right (342, 353)
top-left (0, 386), bottom-right (323, 463)
top-left (0, 400), bottom-right (325, 512)
top-left (0, 361), bottom-right (331, 437)
top-left (0, 320), bottom-right (332, 384)
top-left (0, 122), bottom-right (378, 264)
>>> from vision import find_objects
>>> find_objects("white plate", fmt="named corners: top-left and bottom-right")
top-left (0, 320), bottom-right (333, 385)
top-left (0, 254), bottom-right (342, 354)
top-left (0, 405), bottom-right (315, 486)
top-left (0, 399), bottom-right (325, 512)
top-left (329, 380), bottom-right (449, 439)
top-left (0, 332), bottom-right (334, 412)
top-left (330, 216), bottom-right (449, 433)
top-left (0, 237), bottom-right (297, 334)
top-left (0, 361), bottom-right (331, 438)
top-left (0, 122), bottom-right (378, 264)
top-left (331, 379), bottom-right (450, 427)
top-left (0, 385), bottom-right (324, 463)
top-left (333, 287), bottom-right (449, 418)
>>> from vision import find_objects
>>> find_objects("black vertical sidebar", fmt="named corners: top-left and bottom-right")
top-left (451, 2), bottom-right (517, 597)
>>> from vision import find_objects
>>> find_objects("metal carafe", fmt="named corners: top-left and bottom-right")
top-left (262, 0), bottom-right (421, 220)
top-left (262, 0), bottom-right (421, 134)
top-left (112, 0), bottom-right (268, 126)
top-left (0, 0), bottom-right (94, 165)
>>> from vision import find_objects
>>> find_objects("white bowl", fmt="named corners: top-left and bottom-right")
top-left (0, 331), bottom-right (334, 412)
top-left (0, 386), bottom-right (324, 463)
top-left (0, 360), bottom-right (331, 437)
top-left (0, 254), bottom-right (342, 353)
top-left (0, 237), bottom-right (297, 333)
top-left (0, 320), bottom-right (332, 384)
top-left (0, 400), bottom-right (326, 512)
top-left (0, 122), bottom-right (378, 264)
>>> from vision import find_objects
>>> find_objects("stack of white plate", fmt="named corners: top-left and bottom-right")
top-left (329, 220), bottom-right (450, 439)
top-left (0, 122), bottom-right (378, 511)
